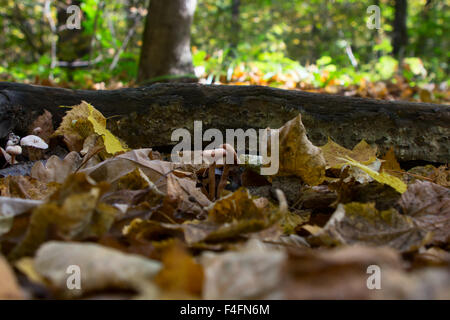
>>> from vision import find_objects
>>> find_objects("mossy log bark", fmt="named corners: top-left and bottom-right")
top-left (0, 82), bottom-right (448, 162)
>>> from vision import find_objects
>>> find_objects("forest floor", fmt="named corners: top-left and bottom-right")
top-left (0, 79), bottom-right (449, 300)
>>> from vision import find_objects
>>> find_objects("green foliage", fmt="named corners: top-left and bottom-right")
top-left (0, 0), bottom-right (447, 90)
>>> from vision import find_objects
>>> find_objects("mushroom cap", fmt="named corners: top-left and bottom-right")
top-left (5, 145), bottom-right (22, 155)
top-left (20, 135), bottom-right (49, 149)
top-left (7, 133), bottom-right (20, 145)
top-left (6, 140), bottom-right (16, 147)
top-left (32, 127), bottom-right (42, 135)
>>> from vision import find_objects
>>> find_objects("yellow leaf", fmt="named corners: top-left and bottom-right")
top-left (268, 114), bottom-right (326, 185)
top-left (341, 156), bottom-right (407, 193)
top-left (381, 147), bottom-right (403, 178)
top-left (154, 241), bottom-right (204, 298)
top-left (320, 138), bottom-right (377, 169)
top-left (14, 257), bottom-right (46, 285)
top-left (55, 101), bottom-right (128, 155)
top-left (86, 103), bottom-right (128, 155)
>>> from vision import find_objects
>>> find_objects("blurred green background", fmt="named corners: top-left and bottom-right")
top-left (0, 0), bottom-right (448, 102)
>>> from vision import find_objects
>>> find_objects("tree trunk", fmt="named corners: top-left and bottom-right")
top-left (137, 0), bottom-right (197, 83)
top-left (230, 0), bottom-right (241, 51)
top-left (56, 0), bottom-right (91, 63)
top-left (415, 0), bottom-right (432, 56)
top-left (392, 0), bottom-right (408, 58)
top-left (0, 82), bottom-right (448, 163)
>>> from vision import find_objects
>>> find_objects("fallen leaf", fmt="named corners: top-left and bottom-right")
top-left (320, 138), bottom-right (377, 169)
top-left (34, 241), bottom-right (162, 298)
top-left (154, 241), bottom-right (204, 298)
top-left (0, 175), bottom-right (58, 200)
top-left (429, 165), bottom-right (450, 187)
top-left (0, 196), bottom-right (44, 236)
top-left (380, 147), bottom-right (403, 178)
top-left (209, 187), bottom-right (266, 223)
top-left (308, 202), bottom-right (430, 252)
top-left (342, 156), bottom-right (407, 193)
top-left (31, 151), bottom-right (82, 184)
top-left (398, 181), bottom-right (450, 245)
top-left (201, 239), bottom-right (286, 299)
top-left (0, 254), bottom-right (24, 299)
top-left (8, 173), bottom-right (118, 260)
top-left (14, 257), bottom-right (47, 285)
top-left (284, 245), bottom-right (449, 299)
top-left (55, 101), bottom-right (128, 155)
top-left (412, 247), bottom-right (450, 268)
top-left (29, 110), bottom-right (54, 143)
top-left (268, 114), bottom-right (326, 185)
top-left (81, 149), bottom-right (211, 216)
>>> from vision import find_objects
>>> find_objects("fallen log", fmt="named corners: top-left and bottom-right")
top-left (0, 82), bottom-right (448, 162)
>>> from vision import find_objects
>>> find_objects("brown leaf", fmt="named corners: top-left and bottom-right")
top-left (154, 241), bottom-right (204, 298)
top-left (81, 149), bottom-right (211, 216)
top-left (0, 197), bottom-right (44, 236)
top-left (320, 138), bottom-right (377, 169)
top-left (31, 151), bottom-right (82, 184)
top-left (412, 247), bottom-right (450, 268)
top-left (269, 114), bottom-right (326, 185)
top-left (284, 245), bottom-right (449, 299)
top-left (380, 147), bottom-right (403, 178)
top-left (398, 181), bottom-right (450, 245)
top-left (209, 188), bottom-right (266, 223)
top-left (29, 110), bottom-right (54, 143)
top-left (0, 175), bottom-right (59, 200)
top-left (429, 165), bottom-right (450, 187)
top-left (308, 202), bottom-right (430, 252)
top-left (8, 173), bottom-right (118, 260)
top-left (285, 245), bottom-right (401, 299)
top-left (201, 239), bottom-right (286, 299)
top-left (0, 254), bottom-right (24, 299)
top-left (34, 241), bottom-right (161, 298)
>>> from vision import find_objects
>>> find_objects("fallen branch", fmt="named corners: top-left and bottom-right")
top-left (0, 82), bottom-right (448, 162)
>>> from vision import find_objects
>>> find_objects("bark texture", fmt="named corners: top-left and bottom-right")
top-left (137, 0), bottom-right (197, 83)
top-left (0, 81), bottom-right (448, 163)
top-left (392, 0), bottom-right (408, 58)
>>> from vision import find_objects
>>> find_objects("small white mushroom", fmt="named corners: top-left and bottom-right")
top-left (6, 133), bottom-right (20, 147)
top-left (32, 127), bottom-right (43, 136)
top-left (5, 145), bottom-right (22, 164)
top-left (20, 135), bottom-right (49, 149)
top-left (20, 135), bottom-right (48, 161)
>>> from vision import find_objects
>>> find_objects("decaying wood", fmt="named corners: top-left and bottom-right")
top-left (0, 82), bottom-right (448, 162)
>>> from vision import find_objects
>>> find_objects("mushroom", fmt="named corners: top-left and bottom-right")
top-left (20, 135), bottom-right (49, 161)
top-left (5, 145), bottom-right (22, 164)
top-left (32, 127), bottom-right (43, 136)
top-left (6, 133), bottom-right (20, 147)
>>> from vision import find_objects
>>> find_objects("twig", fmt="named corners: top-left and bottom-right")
top-left (109, 12), bottom-right (143, 71)
top-left (89, 0), bottom-right (105, 63)
top-left (74, 145), bottom-right (105, 173)
top-left (208, 163), bottom-right (216, 201)
top-left (383, 169), bottom-right (434, 182)
top-left (44, 0), bottom-right (58, 77)
top-left (216, 165), bottom-right (231, 199)
top-left (56, 55), bottom-right (103, 68)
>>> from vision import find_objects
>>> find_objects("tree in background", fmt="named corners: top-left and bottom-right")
top-left (137, 0), bottom-right (197, 83)
top-left (392, 0), bottom-right (408, 59)
top-left (230, 0), bottom-right (240, 53)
